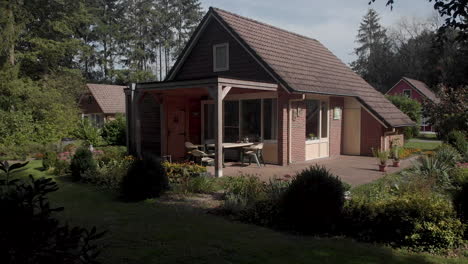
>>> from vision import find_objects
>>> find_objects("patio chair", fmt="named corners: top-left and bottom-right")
top-left (185, 141), bottom-right (199, 161)
top-left (241, 143), bottom-right (265, 167)
top-left (191, 149), bottom-right (214, 166)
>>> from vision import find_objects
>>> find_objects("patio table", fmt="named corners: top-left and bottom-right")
top-left (206, 142), bottom-right (254, 167)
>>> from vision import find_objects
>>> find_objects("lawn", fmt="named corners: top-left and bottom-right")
top-left (11, 160), bottom-right (468, 264)
top-left (404, 139), bottom-right (442, 151)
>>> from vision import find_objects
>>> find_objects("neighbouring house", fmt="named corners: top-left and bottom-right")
top-left (125, 7), bottom-right (414, 177)
top-left (79, 83), bottom-right (126, 127)
top-left (386, 77), bottom-right (439, 132)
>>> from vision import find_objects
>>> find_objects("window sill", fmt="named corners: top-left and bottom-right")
top-left (306, 138), bottom-right (328, 144)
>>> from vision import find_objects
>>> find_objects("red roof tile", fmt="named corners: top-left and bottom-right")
top-left (86, 84), bottom-right (126, 114)
top-left (211, 7), bottom-right (414, 127)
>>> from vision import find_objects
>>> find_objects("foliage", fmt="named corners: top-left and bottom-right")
top-left (121, 155), bottom-right (168, 201)
top-left (447, 130), bottom-right (468, 162)
top-left (95, 146), bottom-right (128, 165)
top-left (53, 159), bottom-right (71, 176)
top-left (343, 193), bottom-right (464, 252)
top-left (70, 147), bottom-right (97, 181)
top-left (0, 175), bottom-right (105, 263)
top-left (350, 9), bottom-right (397, 92)
top-left (424, 87), bottom-right (468, 141)
top-left (74, 119), bottom-right (104, 147)
top-left (387, 95), bottom-right (422, 139)
top-left (391, 144), bottom-right (401, 161)
top-left (372, 148), bottom-right (389, 165)
top-left (0, 160), bottom-right (29, 184)
top-left (163, 161), bottom-right (207, 185)
top-left (82, 155), bottom-right (133, 189)
top-left (42, 151), bottom-right (58, 170)
top-left (281, 165), bottom-right (346, 234)
top-left (184, 176), bottom-right (219, 194)
top-left (221, 174), bottom-right (265, 213)
top-left (453, 180), bottom-right (468, 238)
top-left (102, 115), bottom-right (126, 145)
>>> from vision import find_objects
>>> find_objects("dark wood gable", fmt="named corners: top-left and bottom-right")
top-left (172, 18), bottom-right (274, 82)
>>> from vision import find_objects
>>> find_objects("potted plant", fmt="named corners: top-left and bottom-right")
top-left (372, 148), bottom-right (389, 172)
top-left (391, 145), bottom-right (401, 167)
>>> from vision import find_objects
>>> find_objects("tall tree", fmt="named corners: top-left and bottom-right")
top-left (351, 9), bottom-right (398, 92)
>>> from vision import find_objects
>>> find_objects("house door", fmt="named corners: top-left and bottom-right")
top-left (166, 99), bottom-right (186, 160)
top-left (342, 98), bottom-right (361, 155)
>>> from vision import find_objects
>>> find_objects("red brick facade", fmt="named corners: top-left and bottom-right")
top-left (360, 109), bottom-right (385, 156)
top-left (290, 100), bottom-right (306, 163)
top-left (277, 87), bottom-right (289, 165)
top-left (329, 97), bottom-right (344, 156)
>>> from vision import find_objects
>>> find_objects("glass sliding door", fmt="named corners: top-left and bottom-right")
top-left (241, 99), bottom-right (261, 141)
top-left (224, 101), bottom-right (239, 142)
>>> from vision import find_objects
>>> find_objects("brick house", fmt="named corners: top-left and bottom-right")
top-left (79, 83), bottom-right (126, 127)
top-left (125, 7), bottom-right (414, 177)
top-left (386, 77), bottom-right (439, 132)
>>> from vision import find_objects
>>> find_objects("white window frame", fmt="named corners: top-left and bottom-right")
top-left (213, 43), bottom-right (229, 72)
top-left (305, 99), bottom-right (329, 144)
top-left (403, 89), bottom-right (412, 97)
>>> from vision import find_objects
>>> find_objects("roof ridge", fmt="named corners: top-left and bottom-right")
top-left (210, 7), bottom-right (319, 43)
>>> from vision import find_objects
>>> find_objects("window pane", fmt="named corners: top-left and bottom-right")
top-left (204, 104), bottom-right (214, 140)
top-left (321, 102), bottom-right (328, 138)
top-left (224, 101), bottom-right (239, 142)
top-left (305, 100), bottom-right (319, 140)
top-left (215, 46), bottom-right (227, 69)
top-left (263, 99), bottom-right (277, 140)
top-left (241, 99), bottom-right (261, 141)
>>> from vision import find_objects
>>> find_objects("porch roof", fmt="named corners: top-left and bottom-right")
top-left (134, 77), bottom-right (278, 91)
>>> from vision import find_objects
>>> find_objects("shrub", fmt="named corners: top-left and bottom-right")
top-left (0, 176), bottom-right (104, 263)
top-left (73, 119), bottom-right (103, 147)
top-left (386, 95), bottom-right (422, 139)
top-left (42, 151), bottom-right (58, 169)
top-left (343, 193), bottom-right (465, 252)
top-left (163, 161), bottom-right (207, 184)
top-left (185, 176), bottom-right (218, 194)
top-left (372, 148), bottom-right (389, 165)
top-left (399, 147), bottom-right (421, 159)
top-left (447, 130), bottom-right (468, 162)
top-left (434, 144), bottom-right (461, 167)
top-left (82, 158), bottom-right (132, 189)
top-left (453, 181), bottom-right (468, 238)
top-left (102, 115), bottom-right (126, 145)
top-left (281, 165), bottom-right (346, 234)
top-left (70, 147), bottom-right (97, 181)
top-left (53, 159), bottom-right (70, 176)
top-left (121, 155), bottom-right (168, 201)
top-left (95, 146), bottom-right (128, 165)
top-left (221, 174), bottom-right (265, 213)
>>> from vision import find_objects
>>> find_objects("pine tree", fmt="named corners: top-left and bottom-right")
top-left (351, 9), bottom-right (398, 92)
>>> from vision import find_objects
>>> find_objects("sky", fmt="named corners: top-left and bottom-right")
top-left (199, 0), bottom-right (437, 64)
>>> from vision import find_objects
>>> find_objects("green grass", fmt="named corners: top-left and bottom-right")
top-left (7, 160), bottom-right (468, 264)
top-left (417, 134), bottom-right (438, 140)
top-left (405, 139), bottom-right (442, 151)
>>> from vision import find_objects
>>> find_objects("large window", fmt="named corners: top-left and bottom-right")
top-left (213, 43), bottom-right (229, 72)
top-left (224, 101), bottom-right (239, 142)
top-left (241, 99), bottom-right (261, 141)
top-left (263, 98), bottom-right (277, 140)
top-left (203, 98), bottom-right (277, 142)
top-left (305, 99), bottom-right (328, 141)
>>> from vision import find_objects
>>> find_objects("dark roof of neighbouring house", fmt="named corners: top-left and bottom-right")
top-left (401, 77), bottom-right (439, 103)
top-left (85, 83), bottom-right (126, 114)
top-left (168, 7), bottom-right (414, 127)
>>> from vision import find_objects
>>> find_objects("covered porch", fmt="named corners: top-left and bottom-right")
top-left (126, 77), bottom-right (280, 177)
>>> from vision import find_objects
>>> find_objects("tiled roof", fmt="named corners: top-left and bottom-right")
top-left (402, 77), bottom-right (439, 103)
top-left (211, 7), bottom-right (414, 127)
top-left (86, 83), bottom-right (126, 114)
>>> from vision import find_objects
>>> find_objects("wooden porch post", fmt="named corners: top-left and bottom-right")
top-left (214, 84), bottom-right (223, 177)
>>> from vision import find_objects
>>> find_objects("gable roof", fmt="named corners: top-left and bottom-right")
top-left (86, 84), bottom-right (126, 114)
top-left (401, 77), bottom-right (439, 103)
top-left (168, 7), bottom-right (414, 127)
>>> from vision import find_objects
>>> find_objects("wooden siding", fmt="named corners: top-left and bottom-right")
top-left (139, 94), bottom-right (161, 156)
top-left (173, 18), bottom-right (274, 82)
top-left (80, 93), bottom-right (102, 114)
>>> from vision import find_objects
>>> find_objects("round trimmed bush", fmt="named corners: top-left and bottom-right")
top-left (70, 147), bottom-right (97, 181)
top-left (121, 155), bottom-right (168, 201)
top-left (281, 165), bottom-right (346, 234)
top-left (42, 151), bottom-right (58, 169)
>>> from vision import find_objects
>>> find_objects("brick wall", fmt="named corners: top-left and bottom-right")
top-left (329, 97), bottom-right (344, 156)
top-left (360, 109), bottom-right (384, 155)
top-left (277, 87), bottom-right (289, 165)
top-left (290, 100), bottom-right (306, 163)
